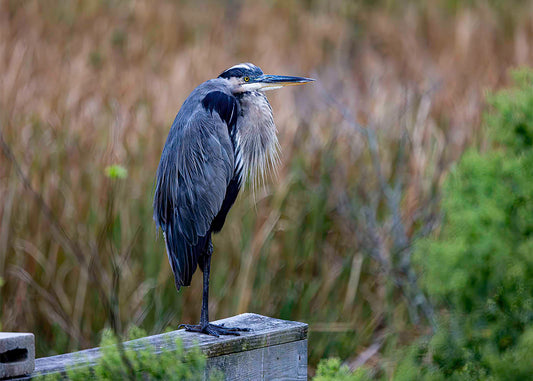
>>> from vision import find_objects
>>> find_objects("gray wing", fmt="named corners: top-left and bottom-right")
top-left (153, 104), bottom-right (234, 289)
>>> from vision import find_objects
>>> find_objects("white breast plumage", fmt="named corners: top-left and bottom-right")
top-left (234, 92), bottom-right (280, 189)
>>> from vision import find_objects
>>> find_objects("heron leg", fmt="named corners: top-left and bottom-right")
top-left (199, 251), bottom-right (211, 327)
top-left (179, 246), bottom-right (251, 337)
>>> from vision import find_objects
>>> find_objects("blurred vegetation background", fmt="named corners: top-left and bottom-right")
top-left (2, 0), bottom-right (533, 376)
top-left (393, 69), bottom-right (533, 380)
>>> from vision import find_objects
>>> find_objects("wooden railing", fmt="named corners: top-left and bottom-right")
top-left (2, 313), bottom-right (308, 380)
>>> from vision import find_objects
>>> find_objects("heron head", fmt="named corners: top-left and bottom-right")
top-left (219, 63), bottom-right (314, 93)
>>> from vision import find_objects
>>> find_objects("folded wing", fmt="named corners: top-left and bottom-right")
top-left (153, 91), bottom-right (238, 289)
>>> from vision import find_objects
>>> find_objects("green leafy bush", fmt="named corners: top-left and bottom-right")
top-left (313, 358), bottom-right (370, 381)
top-left (36, 328), bottom-right (220, 380)
top-left (395, 69), bottom-right (533, 379)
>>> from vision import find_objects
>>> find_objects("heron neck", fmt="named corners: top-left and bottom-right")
top-left (234, 91), bottom-right (280, 188)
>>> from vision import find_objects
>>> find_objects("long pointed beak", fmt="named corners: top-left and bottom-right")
top-left (246, 74), bottom-right (315, 91)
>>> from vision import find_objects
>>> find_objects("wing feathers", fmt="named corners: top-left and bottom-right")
top-left (153, 89), bottom-right (238, 288)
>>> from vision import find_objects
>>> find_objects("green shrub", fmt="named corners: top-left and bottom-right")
top-left (313, 358), bottom-right (371, 381)
top-left (36, 328), bottom-right (221, 380)
top-left (395, 69), bottom-right (533, 379)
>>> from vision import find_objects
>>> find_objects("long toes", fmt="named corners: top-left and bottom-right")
top-left (220, 327), bottom-right (246, 332)
top-left (187, 327), bottom-right (202, 333)
top-left (180, 324), bottom-right (202, 333)
top-left (179, 323), bottom-right (250, 337)
top-left (218, 330), bottom-right (240, 336)
top-left (215, 327), bottom-right (242, 336)
top-left (222, 327), bottom-right (251, 332)
top-left (210, 323), bottom-right (251, 332)
top-left (204, 326), bottom-right (220, 337)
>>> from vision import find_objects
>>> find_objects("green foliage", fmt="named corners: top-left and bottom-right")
top-left (104, 164), bottom-right (128, 179)
top-left (397, 69), bottom-right (533, 379)
top-left (486, 69), bottom-right (533, 153)
top-left (313, 358), bottom-right (371, 381)
top-left (36, 328), bottom-right (219, 381)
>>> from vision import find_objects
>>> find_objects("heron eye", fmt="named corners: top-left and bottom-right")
top-left (243, 76), bottom-right (250, 82)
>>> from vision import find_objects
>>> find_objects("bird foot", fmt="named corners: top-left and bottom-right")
top-left (178, 322), bottom-right (251, 337)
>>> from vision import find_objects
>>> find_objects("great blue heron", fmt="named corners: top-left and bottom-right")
top-left (153, 63), bottom-right (314, 336)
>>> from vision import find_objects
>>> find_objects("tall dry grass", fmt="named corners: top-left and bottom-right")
top-left (1, 0), bottom-right (533, 370)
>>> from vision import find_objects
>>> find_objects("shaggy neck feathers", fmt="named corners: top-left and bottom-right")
top-left (234, 91), bottom-right (280, 189)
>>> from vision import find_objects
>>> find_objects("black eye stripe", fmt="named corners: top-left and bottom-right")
top-left (219, 68), bottom-right (244, 78)
top-left (218, 65), bottom-right (263, 79)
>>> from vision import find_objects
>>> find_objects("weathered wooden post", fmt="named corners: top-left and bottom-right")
top-left (0, 333), bottom-right (35, 379)
top-left (8, 313), bottom-right (307, 380)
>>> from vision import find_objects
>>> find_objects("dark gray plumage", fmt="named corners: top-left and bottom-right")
top-left (154, 79), bottom-right (236, 288)
top-left (153, 63), bottom-right (313, 336)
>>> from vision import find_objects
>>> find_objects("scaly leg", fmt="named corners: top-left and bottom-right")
top-left (179, 250), bottom-right (250, 337)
